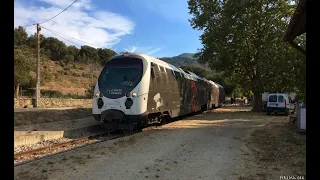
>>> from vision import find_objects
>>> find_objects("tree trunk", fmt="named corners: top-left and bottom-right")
top-left (252, 91), bottom-right (263, 112)
top-left (15, 84), bottom-right (20, 98)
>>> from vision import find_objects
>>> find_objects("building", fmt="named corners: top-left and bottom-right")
top-left (284, 0), bottom-right (306, 55)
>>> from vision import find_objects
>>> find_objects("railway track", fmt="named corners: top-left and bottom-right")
top-left (14, 131), bottom-right (126, 167)
top-left (14, 111), bottom-right (207, 167)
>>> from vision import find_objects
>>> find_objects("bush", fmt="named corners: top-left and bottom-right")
top-left (41, 90), bottom-right (87, 99)
top-left (72, 72), bottom-right (82, 77)
top-left (41, 90), bottom-right (64, 98)
top-left (59, 61), bottom-right (66, 67)
top-left (82, 73), bottom-right (92, 78)
top-left (57, 70), bottom-right (64, 75)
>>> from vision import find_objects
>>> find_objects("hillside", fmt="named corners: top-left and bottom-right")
top-left (40, 53), bottom-right (210, 96)
top-left (22, 53), bottom-right (209, 98)
top-left (14, 27), bottom-right (224, 99)
top-left (160, 53), bottom-right (213, 72)
top-left (40, 60), bottom-right (102, 96)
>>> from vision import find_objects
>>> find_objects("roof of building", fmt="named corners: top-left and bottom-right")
top-left (284, 0), bottom-right (306, 42)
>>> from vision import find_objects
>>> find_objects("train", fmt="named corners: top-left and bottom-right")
top-left (92, 52), bottom-right (225, 131)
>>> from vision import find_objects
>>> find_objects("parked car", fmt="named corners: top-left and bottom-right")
top-left (266, 93), bottom-right (296, 116)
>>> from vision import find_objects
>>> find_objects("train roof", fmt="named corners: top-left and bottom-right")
top-left (114, 52), bottom-right (225, 85)
top-left (115, 52), bottom-right (182, 72)
top-left (115, 52), bottom-right (206, 81)
top-left (208, 80), bottom-right (219, 87)
top-left (215, 83), bottom-right (224, 88)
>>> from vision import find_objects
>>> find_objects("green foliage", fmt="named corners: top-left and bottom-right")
top-left (77, 45), bottom-right (100, 63)
top-left (14, 48), bottom-right (33, 87)
top-left (26, 33), bottom-right (46, 48)
top-left (14, 26), bottom-right (28, 46)
top-left (14, 28), bottom-right (119, 67)
top-left (188, 0), bottom-right (305, 110)
top-left (67, 45), bottom-right (79, 60)
top-left (41, 90), bottom-right (86, 99)
top-left (41, 37), bottom-right (69, 61)
top-left (97, 48), bottom-right (117, 65)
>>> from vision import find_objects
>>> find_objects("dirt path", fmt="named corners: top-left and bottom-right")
top-left (14, 106), bottom-right (305, 180)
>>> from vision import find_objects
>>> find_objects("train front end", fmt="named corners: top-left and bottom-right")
top-left (92, 53), bottom-right (150, 130)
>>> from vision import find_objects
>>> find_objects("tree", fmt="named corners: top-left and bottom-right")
top-left (14, 48), bottom-right (33, 97)
top-left (188, 0), bottom-right (301, 111)
top-left (25, 33), bottom-right (46, 48)
top-left (97, 48), bottom-right (117, 65)
top-left (78, 45), bottom-right (100, 63)
top-left (41, 37), bottom-right (68, 61)
top-left (14, 26), bottom-right (28, 46)
top-left (67, 45), bottom-right (79, 61)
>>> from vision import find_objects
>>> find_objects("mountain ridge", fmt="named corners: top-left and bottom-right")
top-left (159, 53), bottom-right (212, 72)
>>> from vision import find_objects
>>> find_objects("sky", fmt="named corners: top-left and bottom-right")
top-left (14, 0), bottom-right (203, 57)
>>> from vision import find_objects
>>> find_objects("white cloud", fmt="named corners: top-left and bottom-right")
top-left (14, 0), bottom-right (135, 48)
top-left (124, 46), bottom-right (164, 56)
top-left (124, 46), bottom-right (137, 53)
top-left (146, 47), bottom-right (163, 55)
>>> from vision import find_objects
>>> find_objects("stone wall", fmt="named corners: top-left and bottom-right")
top-left (14, 98), bottom-right (92, 108)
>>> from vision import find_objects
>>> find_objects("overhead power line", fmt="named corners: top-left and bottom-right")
top-left (41, 26), bottom-right (104, 48)
top-left (41, 26), bottom-right (82, 47)
top-left (15, 0), bottom-right (78, 28)
top-left (38, 0), bottom-right (78, 25)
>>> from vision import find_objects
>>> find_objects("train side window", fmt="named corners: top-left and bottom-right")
top-left (151, 68), bottom-right (155, 79)
top-left (162, 66), bottom-right (166, 73)
top-left (171, 69), bottom-right (175, 76)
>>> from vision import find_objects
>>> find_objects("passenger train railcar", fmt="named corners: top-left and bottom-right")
top-left (216, 83), bottom-right (225, 107)
top-left (208, 80), bottom-right (220, 109)
top-left (92, 52), bottom-right (225, 131)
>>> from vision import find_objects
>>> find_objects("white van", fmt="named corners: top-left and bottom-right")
top-left (266, 93), bottom-right (296, 115)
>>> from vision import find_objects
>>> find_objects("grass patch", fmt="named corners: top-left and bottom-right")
top-left (241, 118), bottom-right (306, 179)
top-left (41, 90), bottom-right (89, 99)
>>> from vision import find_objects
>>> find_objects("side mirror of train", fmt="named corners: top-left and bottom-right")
top-left (151, 62), bottom-right (155, 67)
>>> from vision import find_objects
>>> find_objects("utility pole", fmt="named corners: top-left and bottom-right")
top-left (35, 23), bottom-right (41, 107)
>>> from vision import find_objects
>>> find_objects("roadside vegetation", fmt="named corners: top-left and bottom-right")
top-left (188, 0), bottom-right (306, 111)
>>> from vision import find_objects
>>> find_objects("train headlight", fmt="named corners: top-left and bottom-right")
top-left (132, 92), bottom-right (137, 97)
top-left (95, 93), bottom-right (100, 97)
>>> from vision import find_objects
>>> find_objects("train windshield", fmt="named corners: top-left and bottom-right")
top-left (98, 57), bottom-right (143, 99)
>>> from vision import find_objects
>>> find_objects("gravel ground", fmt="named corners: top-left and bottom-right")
top-left (14, 138), bottom-right (72, 154)
top-left (14, 132), bottom-right (102, 164)
top-left (14, 106), bottom-right (303, 180)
